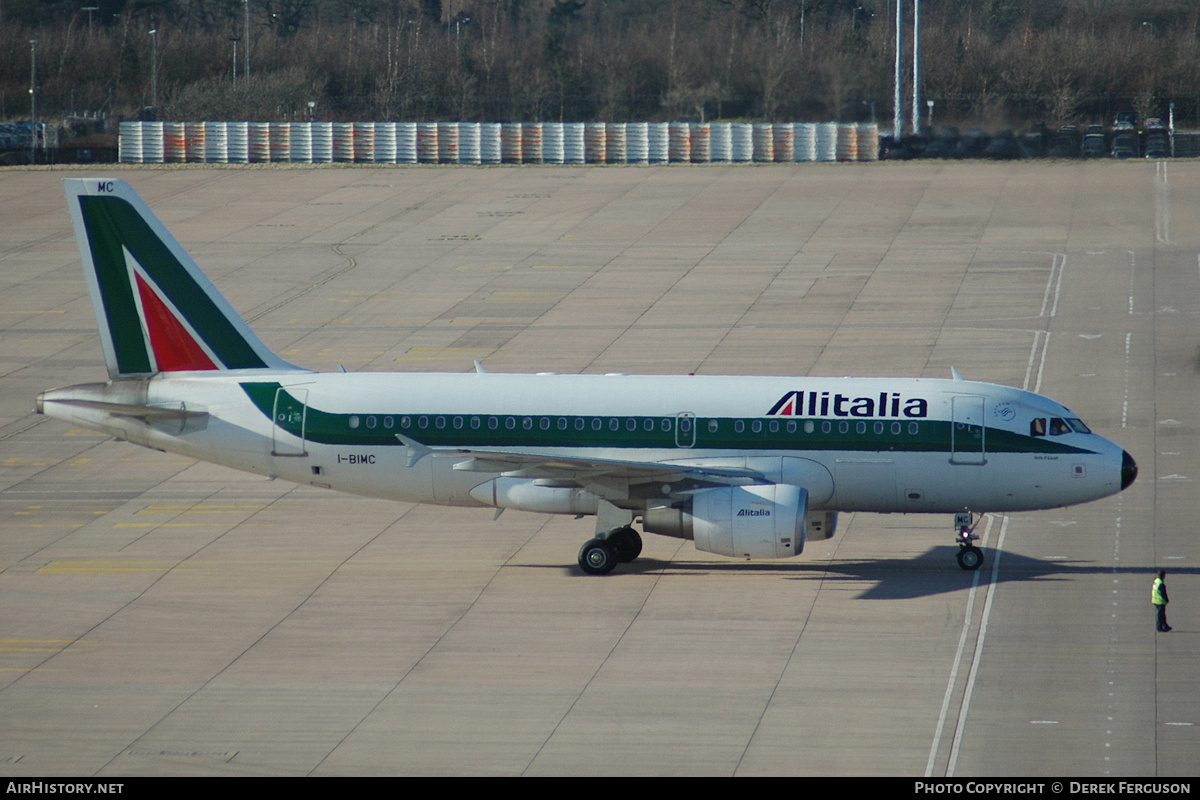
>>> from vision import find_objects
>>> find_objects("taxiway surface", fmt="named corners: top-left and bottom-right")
top-left (0, 161), bottom-right (1193, 775)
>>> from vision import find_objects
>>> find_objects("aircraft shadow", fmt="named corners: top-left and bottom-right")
top-left (565, 547), bottom-right (1198, 602)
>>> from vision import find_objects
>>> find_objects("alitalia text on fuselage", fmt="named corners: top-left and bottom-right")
top-left (768, 389), bottom-right (928, 419)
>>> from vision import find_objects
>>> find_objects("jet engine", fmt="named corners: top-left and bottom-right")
top-left (643, 484), bottom-right (808, 559)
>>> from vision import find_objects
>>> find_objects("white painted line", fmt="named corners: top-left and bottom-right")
top-left (1129, 251), bottom-right (1136, 315)
top-left (947, 515), bottom-right (1009, 777)
top-left (925, 515), bottom-right (994, 777)
top-left (1049, 253), bottom-right (1066, 318)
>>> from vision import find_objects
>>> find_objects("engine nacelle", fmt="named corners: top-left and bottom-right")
top-left (643, 484), bottom-right (808, 560)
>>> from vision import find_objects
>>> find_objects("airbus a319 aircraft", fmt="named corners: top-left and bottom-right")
top-left (38, 179), bottom-right (1137, 574)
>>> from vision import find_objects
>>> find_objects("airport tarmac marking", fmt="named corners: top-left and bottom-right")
top-left (135, 504), bottom-right (267, 514)
top-left (36, 560), bottom-right (180, 574)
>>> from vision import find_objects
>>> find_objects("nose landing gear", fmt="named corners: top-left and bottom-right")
top-left (954, 511), bottom-right (984, 571)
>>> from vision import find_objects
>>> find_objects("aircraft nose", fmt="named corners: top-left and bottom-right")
top-left (1121, 450), bottom-right (1138, 490)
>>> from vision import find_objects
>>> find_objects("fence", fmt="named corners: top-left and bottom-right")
top-left (118, 121), bottom-right (880, 165)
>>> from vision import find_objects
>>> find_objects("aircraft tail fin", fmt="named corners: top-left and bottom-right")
top-left (64, 178), bottom-right (301, 379)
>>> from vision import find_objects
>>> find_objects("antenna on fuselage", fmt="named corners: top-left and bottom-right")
top-left (950, 366), bottom-right (964, 381)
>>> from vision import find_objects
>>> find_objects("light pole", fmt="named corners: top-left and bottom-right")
top-left (912, 0), bottom-right (921, 135)
top-left (926, 99), bottom-right (934, 130)
top-left (230, 36), bottom-right (240, 85)
top-left (243, 0), bottom-right (250, 81)
top-left (148, 29), bottom-right (158, 111)
top-left (83, 6), bottom-right (99, 37)
top-left (893, 0), bottom-right (903, 140)
top-left (29, 39), bottom-right (37, 164)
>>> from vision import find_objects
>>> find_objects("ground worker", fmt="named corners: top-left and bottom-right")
top-left (1153, 571), bottom-right (1171, 632)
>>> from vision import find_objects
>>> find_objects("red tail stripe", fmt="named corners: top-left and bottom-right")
top-left (135, 273), bottom-right (218, 371)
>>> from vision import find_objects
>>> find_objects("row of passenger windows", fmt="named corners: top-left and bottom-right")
top-left (345, 414), bottom-right (923, 436)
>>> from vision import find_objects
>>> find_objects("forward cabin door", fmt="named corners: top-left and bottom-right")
top-left (950, 395), bottom-right (986, 465)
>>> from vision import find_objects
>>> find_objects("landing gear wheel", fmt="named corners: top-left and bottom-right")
top-left (956, 545), bottom-right (984, 571)
top-left (607, 526), bottom-right (643, 563)
top-left (579, 538), bottom-right (618, 575)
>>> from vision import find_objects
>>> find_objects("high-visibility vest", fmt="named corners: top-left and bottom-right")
top-left (1153, 578), bottom-right (1167, 605)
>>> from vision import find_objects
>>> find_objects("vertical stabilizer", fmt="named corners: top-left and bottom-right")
top-left (64, 178), bottom-right (301, 378)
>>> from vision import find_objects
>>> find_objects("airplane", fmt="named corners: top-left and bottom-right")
top-left (37, 178), bottom-right (1138, 575)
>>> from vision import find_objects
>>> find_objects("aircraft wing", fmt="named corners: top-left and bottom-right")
top-left (397, 434), bottom-right (769, 497)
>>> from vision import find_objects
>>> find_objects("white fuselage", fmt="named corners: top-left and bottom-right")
top-left (39, 371), bottom-right (1130, 517)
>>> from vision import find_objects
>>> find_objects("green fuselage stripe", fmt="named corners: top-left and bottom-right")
top-left (242, 383), bottom-right (1096, 456)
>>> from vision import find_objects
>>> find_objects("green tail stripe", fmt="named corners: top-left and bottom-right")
top-left (79, 195), bottom-right (268, 372)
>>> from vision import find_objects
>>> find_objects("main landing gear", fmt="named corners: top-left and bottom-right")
top-left (954, 511), bottom-right (984, 571)
top-left (578, 526), bottom-right (642, 575)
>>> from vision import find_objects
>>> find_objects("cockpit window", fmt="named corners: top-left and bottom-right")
top-left (1032, 416), bottom-right (1090, 436)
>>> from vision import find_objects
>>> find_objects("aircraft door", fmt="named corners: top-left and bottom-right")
top-left (950, 395), bottom-right (985, 465)
top-left (272, 387), bottom-right (308, 457)
top-left (675, 413), bottom-right (696, 448)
